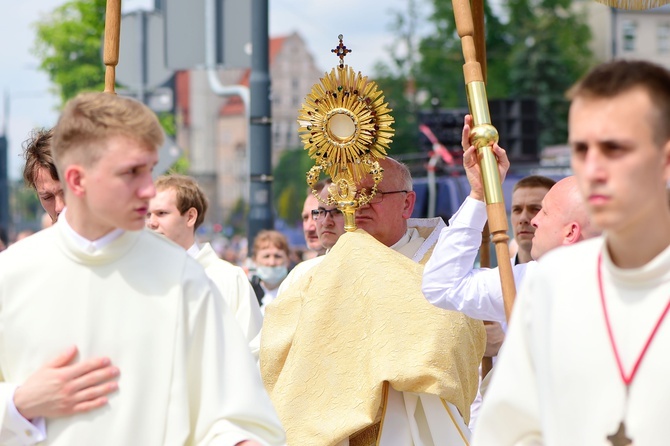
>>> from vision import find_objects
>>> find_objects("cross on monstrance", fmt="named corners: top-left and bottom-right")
top-left (331, 34), bottom-right (352, 68)
top-left (607, 421), bottom-right (633, 446)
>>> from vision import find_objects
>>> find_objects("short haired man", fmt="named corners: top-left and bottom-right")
top-left (472, 60), bottom-right (670, 445)
top-left (146, 174), bottom-right (263, 350)
top-left (300, 182), bottom-right (327, 256)
top-left (275, 183), bottom-right (346, 294)
top-left (22, 128), bottom-right (65, 222)
top-left (0, 92), bottom-right (284, 445)
top-left (312, 185), bottom-right (346, 251)
top-left (262, 157), bottom-right (485, 444)
top-left (422, 115), bottom-right (599, 324)
top-left (510, 175), bottom-right (556, 264)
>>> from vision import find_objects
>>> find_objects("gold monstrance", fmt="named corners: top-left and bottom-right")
top-left (298, 35), bottom-right (395, 232)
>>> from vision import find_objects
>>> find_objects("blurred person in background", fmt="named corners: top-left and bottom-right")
top-left (22, 128), bottom-right (65, 223)
top-left (250, 230), bottom-right (291, 313)
top-left (300, 181), bottom-right (328, 258)
top-left (147, 174), bottom-right (263, 350)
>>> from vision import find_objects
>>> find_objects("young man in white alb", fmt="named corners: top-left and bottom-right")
top-left (146, 174), bottom-right (263, 355)
top-left (0, 92), bottom-right (284, 445)
top-left (472, 59), bottom-right (670, 445)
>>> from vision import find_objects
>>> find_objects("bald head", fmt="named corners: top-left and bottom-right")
top-left (529, 176), bottom-right (600, 260)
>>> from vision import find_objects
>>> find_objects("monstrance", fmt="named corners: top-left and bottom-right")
top-left (297, 35), bottom-right (395, 232)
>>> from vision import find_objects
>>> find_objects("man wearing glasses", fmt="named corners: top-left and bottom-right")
top-left (275, 182), bottom-right (346, 295)
top-left (261, 157), bottom-right (484, 445)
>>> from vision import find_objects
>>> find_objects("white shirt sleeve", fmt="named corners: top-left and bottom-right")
top-left (422, 197), bottom-right (529, 323)
top-left (0, 384), bottom-right (46, 446)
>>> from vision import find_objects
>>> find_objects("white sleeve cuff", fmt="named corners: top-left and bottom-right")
top-left (0, 385), bottom-right (46, 445)
top-left (448, 196), bottom-right (488, 230)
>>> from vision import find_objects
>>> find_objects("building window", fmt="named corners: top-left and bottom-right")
top-left (659, 24), bottom-right (670, 54)
top-left (622, 20), bottom-right (636, 52)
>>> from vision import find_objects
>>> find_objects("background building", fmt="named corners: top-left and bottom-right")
top-left (585, 2), bottom-right (670, 67)
top-left (176, 32), bottom-right (322, 228)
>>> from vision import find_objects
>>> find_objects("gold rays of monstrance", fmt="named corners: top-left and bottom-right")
top-left (297, 35), bottom-right (395, 232)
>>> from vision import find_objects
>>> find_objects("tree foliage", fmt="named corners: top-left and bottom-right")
top-left (505, 0), bottom-right (594, 147)
top-left (224, 196), bottom-right (248, 236)
top-left (418, 0), bottom-right (510, 109)
top-left (372, 0), bottom-right (422, 155)
top-left (32, 0), bottom-right (182, 167)
top-left (33, 0), bottom-right (107, 104)
top-left (373, 0), bottom-right (594, 153)
top-left (273, 148), bottom-right (315, 224)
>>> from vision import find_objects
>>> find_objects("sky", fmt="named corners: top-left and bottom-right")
top-left (0, 0), bottom-right (425, 180)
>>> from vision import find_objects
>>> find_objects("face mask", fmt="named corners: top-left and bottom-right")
top-left (256, 265), bottom-right (288, 287)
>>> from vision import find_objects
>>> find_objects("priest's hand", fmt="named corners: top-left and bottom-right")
top-left (462, 114), bottom-right (510, 202)
top-left (13, 345), bottom-right (119, 420)
top-left (235, 441), bottom-right (262, 446)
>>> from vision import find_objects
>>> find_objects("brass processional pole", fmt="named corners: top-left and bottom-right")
top-left (452, 0), bottom-right (517, 320)
top-left (298, 36), bottom-right (395, 229)
top-left (103, 0), bottom-right (122, 94)
top-left (470, 0), bottom-right (496, 379)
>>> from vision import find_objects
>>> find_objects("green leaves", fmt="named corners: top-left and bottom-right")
top-left (32, 0), bottom-right (107, 104)
top-left (374, 0), bottom-right (595, 150)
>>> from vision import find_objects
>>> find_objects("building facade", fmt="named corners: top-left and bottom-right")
top-left (585, 3), bottom-right (670, 68)
top-left (176, 32), bottom-right (322, 226)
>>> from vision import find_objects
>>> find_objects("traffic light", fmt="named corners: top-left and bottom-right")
top-left (417, 108), bottom-right (468, 153)
top-left (489, 98), bottom-right (539, 162)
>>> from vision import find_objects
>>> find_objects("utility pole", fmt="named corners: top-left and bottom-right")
top-left (247, 0), bottom-right (273, 246)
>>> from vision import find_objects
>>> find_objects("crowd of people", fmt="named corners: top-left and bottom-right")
top-left (0, 58), bottom-right (667, 445)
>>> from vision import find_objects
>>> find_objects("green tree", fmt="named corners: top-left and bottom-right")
top-left (32, 1), bottom-right (183, 164)
top-left (418, 0), bottom-right (511, 109)
top-left (33, 0), bottom-right (107, 103)
top-left (419, 0), bottom-right (593, 151)
top-left (273, 148), bottom-right (315, 224)
top-left (225, 196), bottom-right (248, 236)
top-left (506, 0), bottom-right (594, 147)
top-left (372, 0), bottom-right (422, 155)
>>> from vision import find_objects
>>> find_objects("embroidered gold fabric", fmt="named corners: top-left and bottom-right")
top-left (260, 230), bottom-right (485, 445)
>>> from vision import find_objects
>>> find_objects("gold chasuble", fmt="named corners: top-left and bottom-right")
top-left (261, 230), bottom-right (485, 445)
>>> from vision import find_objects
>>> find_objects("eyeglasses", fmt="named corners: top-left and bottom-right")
top-left (311, 208), bottom-right (343, 221)
top-left (366, 190), bottom-right (408, 205)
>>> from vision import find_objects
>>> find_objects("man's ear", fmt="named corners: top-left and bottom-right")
top-left (64, 165), bottom-right (86, 198)
top-left (563, 221), bottom-right (581, 245)
top-left (402, 190), bottom-right (417, 219)
top-left (185, 207), bottom-right (198, 229)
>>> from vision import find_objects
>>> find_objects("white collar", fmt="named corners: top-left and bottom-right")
top-left (60, 208), bottom-right (125, 253)
top-left (186, 242), bottom-right (200, 258)
top-left (389, 228), bottom-right (414, 251)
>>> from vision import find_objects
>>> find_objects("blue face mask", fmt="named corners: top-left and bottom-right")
top-left (256, 265), bottom-right (288, 287)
